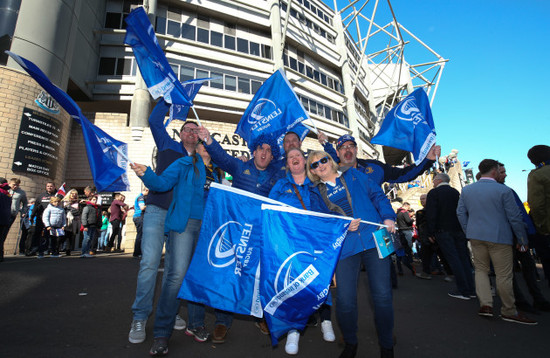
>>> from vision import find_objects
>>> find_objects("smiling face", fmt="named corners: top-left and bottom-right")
top-left (253, 143), bottom-right (273, 170)
top-left (283, 132), bottom-right (301, 154)
top-left (309, 154), bottom-right (332, 181)
top-left (180, 122), bottom-right (199, 147)
top-left (286, 148), bottom-right (306, 176)
top-left (337, 141), bottom-right (358, 167)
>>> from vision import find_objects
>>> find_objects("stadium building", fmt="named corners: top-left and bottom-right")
top-left (0, 0), bottom-right (446, 253)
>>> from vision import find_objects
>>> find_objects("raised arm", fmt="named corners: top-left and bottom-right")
top-left (197, 126), bottom-right (243, 176)
top-left (149, 98), bottom-right (182, 153)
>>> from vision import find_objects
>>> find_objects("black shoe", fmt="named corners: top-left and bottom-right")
top-left (149, 337), bottom-right (169, 356)
top-left (381, 347), bottom-right (394, 358)
top-left (339, 343), bottom-right (358, 358)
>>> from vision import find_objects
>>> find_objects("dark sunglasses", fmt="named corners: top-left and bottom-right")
top-left (310, 156), bottom-right (329, 169)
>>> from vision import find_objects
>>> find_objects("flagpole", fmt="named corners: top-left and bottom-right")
top-left (190, 105), bottom-right (203, 127)
top-left (112, 144), bottom-right (134, 165)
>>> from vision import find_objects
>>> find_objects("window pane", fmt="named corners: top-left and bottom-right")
top-left (155, 16), bottom-right (166, 34)
top-left (225, 75), bottom-right (236, 91)
top-left (289, 57), bottom-right (297, 71)
top-left (325, 106), bottom-right (332, 119)
top-left (105, 12), bottom-right (122, 29)
top-left (237, 38), bottom-right (248, 54)
top-left (327, 77), bottom-right (334, 90)
top-left (167, 20), bottom-right (181, 37)
top-left (320, 73), bottom-right (327, 86)
top-left (262, 44), bottom-right (272, 59)
top-left (196, 69), bottom-right (210, 83)
top-left (169, 63), bottom-right (179, 78)
top-left (249, 42), bottom-right (260, 56)
top-left (211, 31), bottom-right (223, 47)
top-left (180, 66), bottom-right (194, 82)
top-left (116, 58), bottom-right (132, 76)
top-left (251, 80), bottom-right (262, 94)
top-left (98, 57), bottom-right (116, 75)
top-left (298, 61), bottom-right (305, 74)
top-left (306, 65), bottom-right (313, 78)
top-left (181, 23), bottom-right (195, 40)
top-left (238, 78), bottom-right (250, 94)
top-left (224, 35), bottom-right (235, 50)
top-left (197, 28), bottom-right (209, 44)
top-left (313, 70), bottom-right (320, 82)
top-left (211, 72), bottom-right (223, 89)
top-left (301, 97), bottom-right (309, 111)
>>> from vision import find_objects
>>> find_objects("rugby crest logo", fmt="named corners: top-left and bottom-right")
top-left (247, 98), bottom-right (282, 130)
top-left (207, 221), bottom-right (240, 268)
top-left (35, 90), bottom-right (60, 114)
top-left (395, 96), bottom-right (426, 126)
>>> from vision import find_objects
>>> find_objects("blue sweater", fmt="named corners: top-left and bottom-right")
top-left (205, 138), bottom-right (284, 197)
top-left (269, 172), bottom-right (329, 213)
top-left (312, 167), bottom-right (396, 259)
top-left (141, 155), bottom-right (206, 234)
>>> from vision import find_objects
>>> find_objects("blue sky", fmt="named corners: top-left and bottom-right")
top-left (326, 0), bottom-right (550, 201)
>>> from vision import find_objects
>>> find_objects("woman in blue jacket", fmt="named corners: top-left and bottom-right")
top-left (131, 153), bottom-right (205, 356)
top-left (306, 150), bottom-right (396, 358)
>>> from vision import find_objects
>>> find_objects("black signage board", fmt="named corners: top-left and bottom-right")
top-left (12, 107), bottom-right (63, 178)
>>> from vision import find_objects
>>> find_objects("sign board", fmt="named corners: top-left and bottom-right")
top-left (12, 107), bottom-right (63, 177)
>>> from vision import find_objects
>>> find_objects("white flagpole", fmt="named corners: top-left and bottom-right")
top-left (190, 105), bottom-right (203, 127)
top-left (112, 144), bottom-right (134, 165)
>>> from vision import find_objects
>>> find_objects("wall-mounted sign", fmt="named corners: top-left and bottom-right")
top-left (12, 107), bottom-right (63, 178)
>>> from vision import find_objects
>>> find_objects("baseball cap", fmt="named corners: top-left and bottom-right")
top-left (336, 134), bottom-right (357, 149)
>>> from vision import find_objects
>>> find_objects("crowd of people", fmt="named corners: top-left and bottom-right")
top-left (1, 104), bottom-right (548, 358)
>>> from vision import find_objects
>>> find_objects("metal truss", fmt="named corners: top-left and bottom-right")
top-left (333, 0), bottom-right (447, 120)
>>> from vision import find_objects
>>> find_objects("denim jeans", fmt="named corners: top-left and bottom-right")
top-left (187, 302), bottom-right (233, 329)
top-left (153, 218), bottom-right (202, 339)
top-left (81, 227), bottom-right (96, 254)
top-left (133, 216), bottom-right (144, 257)
top-left (335, 248), bottom-right (393, 349)
top-left (98, 229), bottom-right (107, 249)
top-left (131, 205), bottom-right (168, 321)
top-left (435, 230), bottom-right (475, 296)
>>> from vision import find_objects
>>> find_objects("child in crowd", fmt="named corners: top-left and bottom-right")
top-left (40, 196), bottom-right (66, 258)
top-left (98, 211), bottom-right (109, 251)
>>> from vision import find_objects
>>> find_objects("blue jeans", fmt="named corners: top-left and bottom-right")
top-left (188, 303), bottom-right (233, 329)
top-left (131, 205), bottom-right (168, 320)
top-left (153, 218), bottom-right (202, 339)
top-left (435, 230), bottom-right (475, 296)
top-left (335, 248), bottom-right (393, 349)
top-left (81, 227), bottom-right (96, 254)
top-left (98, 229), bottom-right (108, 249)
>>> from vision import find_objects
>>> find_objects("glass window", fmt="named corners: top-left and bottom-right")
top-left (320, 73), bottom-right (327, 86)
top-left (325, 106), bottom-right (332, 119)
top-left (105, 12), bottom-right (122, 29)
top-left (251, 80), bottom-right (262, 94)
top-left (306, 65), bottom-right (313, 79)
top-left (197, 28), bottom-right (209, 44)
top-left (283, 55), bottom-right (288, 67)
top-left (298, 61), bottom-right (305, 74)
top-left (289, 57), bottom-right (297, 71)
top-left (98, 57), bottom-right (116, 75)
top-left (211, 31), bottom-right (223, 47)
top-left (211, 72), bottom-right (223, 89)
top-left (169, 63), bottom-right (179, 78)
top-left (196, 69), bottom-right (210, 83)
top-left (249, 42), bottom-right (260, 56)
top-left (155, 16), bottom-right (167, 34)
top-left (181, 23), bottom-right (195, 40)
top-left (238, 78), bottom-right (250, 94)
top-left (225, 75), bottom-right (236, 91)
top-left (237, 38), bottom-right (249, 54)
top-left (309, 101), bottom-right (317, 115)
top-left (304, 0), bottom-right (310, 9)
top-left (327, 77), bottom-right (334, 90)
top-left (116, 58), bottom-right (132, 76)
top-left (301, 97), bottom-right (309, 111)
top-left (180, 66), bottom-right (194, 82)
top-left (167, 20), bottom-right (181, 37)
top-left (224, 35), bottom-right (235, 50)
top-left (313, 70), bottom-right (320, 82)
top-left (262, 44), bottom-right (272, 59)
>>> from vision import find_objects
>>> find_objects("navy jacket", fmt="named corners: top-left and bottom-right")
top-left (425, 183), bottom-right (463, 236)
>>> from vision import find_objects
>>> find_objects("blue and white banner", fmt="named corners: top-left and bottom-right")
top-left (235, 68), bottom-right (309, 151)
top-left (6, 51), bottom-right (130, 192)
top-left (178, 183), bottom-right (286, 318)
top-left (167, 77), bottom-right (212, 126)
top-left (260, 205), bottom-right (349, 345)
top-left (371, 88), bottom-right (436, 164)
top-left (124, 7), bottom-right (192, 107)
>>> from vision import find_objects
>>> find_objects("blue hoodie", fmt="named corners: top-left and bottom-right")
top-left (312, 166), bottom-right (396, 259)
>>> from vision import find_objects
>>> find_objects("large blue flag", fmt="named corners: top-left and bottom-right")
top-left (6, 51), bottom-right (130, 192)
top-left (260, 204), bottom-right (350, 345)
top-left (178, 183), bottom-right (286, 318)
top-left (235, 68), bottom-right (309, 151)
top-left (371, 88), bottom-right (436, 164)
top-left (124, 7), bottom-right (192, 109)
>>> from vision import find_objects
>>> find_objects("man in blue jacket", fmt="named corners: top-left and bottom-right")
top-left (198, 127), bottom-right (284, 197)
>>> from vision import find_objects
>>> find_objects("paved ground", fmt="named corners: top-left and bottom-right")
top-left (1, 253), bottom-right (549, 358)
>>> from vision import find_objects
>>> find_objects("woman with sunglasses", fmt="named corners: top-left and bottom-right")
top-left (306, 151), bottom-right (396, 358)
top-left (269, 148), bottom-right (360, 355)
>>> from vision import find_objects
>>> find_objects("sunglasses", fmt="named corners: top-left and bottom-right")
top-left (310, 156), bottom-right (329, 169)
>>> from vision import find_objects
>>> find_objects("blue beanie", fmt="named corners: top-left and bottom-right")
top-left (251, 134), bottom-right (280, 160)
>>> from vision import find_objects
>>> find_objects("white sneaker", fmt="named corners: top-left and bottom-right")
top-left (321, 320), bottom-right (336, 342)
top-left (285, 330), bottom-right (300, 355)
top-left (129, 319), bottom-right (146, 344)
top-left (174, 315), bottom-right (186, 330)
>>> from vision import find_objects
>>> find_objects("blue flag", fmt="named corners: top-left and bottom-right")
top-left (235, 68), bottom-right (309, 151)
top-left (166, 77), bottom-right (212, 126)
top-left (371, 88), bottom-right (436, 164)
top-left (178, 183), bottom-right (286, 318)
top-left (260, 205), bottom-right (349, 345)
top-left (124, 7), bottom-right (192, 108)
top-left (6, 51), bottom-right (130, 192)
